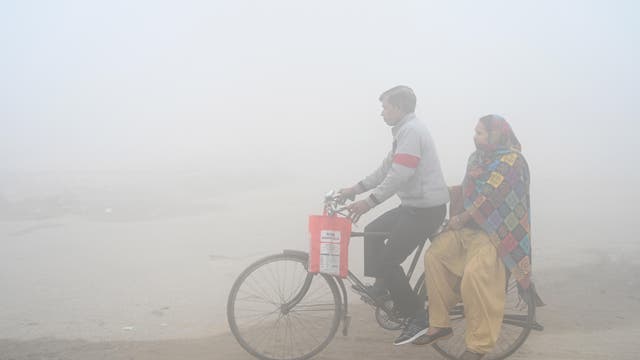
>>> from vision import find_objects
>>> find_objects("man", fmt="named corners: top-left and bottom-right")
top-left (339, 85), bottom-right (449, 345)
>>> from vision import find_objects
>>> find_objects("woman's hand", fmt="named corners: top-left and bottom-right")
top-left (447, 209), bottom-right (473, 231)
top-left (447, 215), bottom-right (464, 231)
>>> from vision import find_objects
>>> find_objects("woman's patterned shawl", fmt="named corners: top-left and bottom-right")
top-left (462, 115), bottom-right (532, 289)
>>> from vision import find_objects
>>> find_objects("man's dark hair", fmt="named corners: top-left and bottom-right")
top-left (379, 85), bottom-right (416, 113)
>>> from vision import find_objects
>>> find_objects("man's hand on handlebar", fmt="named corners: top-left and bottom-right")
top-left (337, 187), bottom-right (357, 204)
top-left (346, 200), bottom-right (371, 224)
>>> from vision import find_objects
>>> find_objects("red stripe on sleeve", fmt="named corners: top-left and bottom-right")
top-left (393, 153), bottom-right (420, 168)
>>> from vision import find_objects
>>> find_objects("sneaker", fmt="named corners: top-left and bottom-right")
top-left (412, 327), bottom-right (453, 345)
top-left (393, 318), bottom-right (428, 345)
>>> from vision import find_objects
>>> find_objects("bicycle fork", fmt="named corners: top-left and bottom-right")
top-left (280, 250), bottom-right (352, 336)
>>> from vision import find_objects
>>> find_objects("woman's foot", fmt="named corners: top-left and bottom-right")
top-left (411, 327), bottom-right (453, 345)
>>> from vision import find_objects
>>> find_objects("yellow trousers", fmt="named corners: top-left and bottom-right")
top-left (424, 228), bottom-right (506, 354)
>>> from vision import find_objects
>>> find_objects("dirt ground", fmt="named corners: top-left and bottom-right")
top-left (2, 258), bottom-right (639, 360)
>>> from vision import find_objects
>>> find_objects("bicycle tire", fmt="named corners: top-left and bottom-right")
top-left (227, 253), bottom-right (342, 360)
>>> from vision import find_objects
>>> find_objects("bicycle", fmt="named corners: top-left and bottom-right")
top-left (226, 191), bottom-right (543, 360)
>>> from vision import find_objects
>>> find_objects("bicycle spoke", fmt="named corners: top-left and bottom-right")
top-left (266, 262), bottom-right (286, 303)
top-left (290, 312), bottom-right (326, 341)
top-left (235, 293), bottom-right (278, 306)
top-left (293, 303), bottom-right (337, 308)
top-left (238, 310), bottom-right (281, 333)
top-left (259, 312), bottom-right (284, 355)
top-left (244, 313), bottom-right (281, 351)
top-left (235, 309), bottom-right (279, 321)
top-left (245, 275), bottom-right (279, 305)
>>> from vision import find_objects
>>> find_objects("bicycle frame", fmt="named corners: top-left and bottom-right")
top-left (282, 228), bottom-right (430, 336)
top-left (348, 231), bottom-right (428, 288)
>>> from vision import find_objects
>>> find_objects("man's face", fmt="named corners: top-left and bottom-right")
top-left (380, 98), bottom-right (404, 126)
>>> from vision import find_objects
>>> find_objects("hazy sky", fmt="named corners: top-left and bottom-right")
top-left (1, 2), bottom-right (639, 342)
top-left (1, 0), bottom-right (638, 183)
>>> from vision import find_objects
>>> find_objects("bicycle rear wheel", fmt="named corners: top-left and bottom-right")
top-left (227, 253), bottom-right (342, 360)
top-left (432, 275), bottom-right (535, 360)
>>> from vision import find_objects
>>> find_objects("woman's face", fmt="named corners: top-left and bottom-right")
top-left (474, 121), bottom-right (489, 148)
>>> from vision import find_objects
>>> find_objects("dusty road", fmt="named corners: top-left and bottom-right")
top-left (2, 259), bottom-right (639, 360)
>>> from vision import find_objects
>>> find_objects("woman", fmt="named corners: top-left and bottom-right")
top-left (415, 115), bottom-right (535, 360)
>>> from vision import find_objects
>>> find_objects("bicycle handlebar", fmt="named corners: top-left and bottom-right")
top-left (324, 190), bottom-right (449, 239)
top-left (323, 190), bottom-right (348, 216)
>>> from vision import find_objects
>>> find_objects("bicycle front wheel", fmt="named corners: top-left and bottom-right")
top-left (227, 253), bottom-right (342, 360)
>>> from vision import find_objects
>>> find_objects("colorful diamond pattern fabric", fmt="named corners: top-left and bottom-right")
top-left (463, 149), bottom-right (532, 289)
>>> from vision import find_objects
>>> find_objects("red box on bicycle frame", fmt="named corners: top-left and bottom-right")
top-left (308, 215), bottom-right (351, 278)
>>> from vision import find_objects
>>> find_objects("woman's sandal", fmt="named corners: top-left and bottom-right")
top-left (411, 327), bottom-right (453, 345)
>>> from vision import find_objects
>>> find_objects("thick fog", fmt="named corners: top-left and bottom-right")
top-left (1, 0), bottom-right (639, 344)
